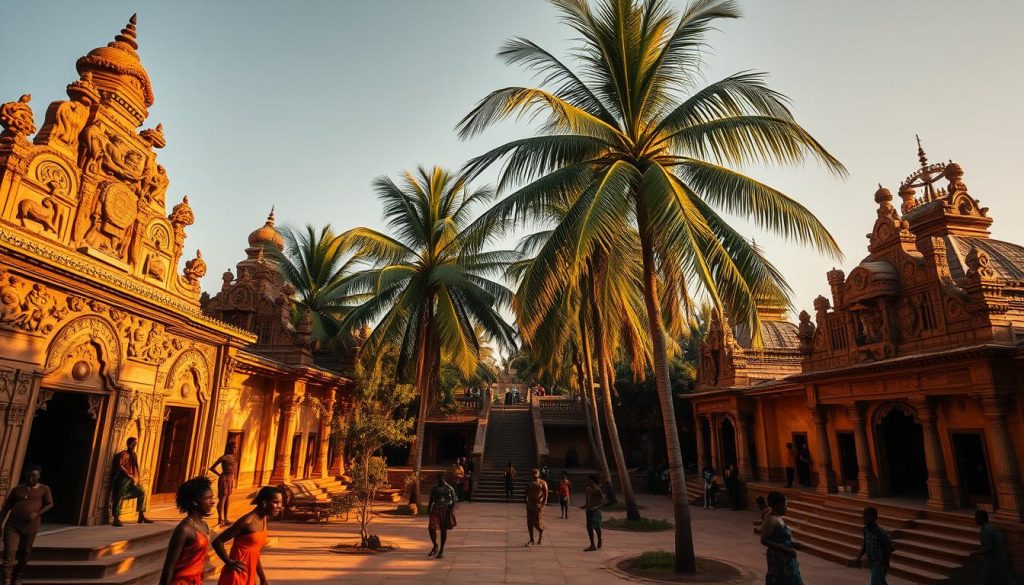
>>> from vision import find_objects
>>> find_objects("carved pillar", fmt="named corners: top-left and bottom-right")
top-left (0, 404), bottom-right (29, 502)
top-left (849, 402), bottom-right (879, 498)
top-left (708, 414), bottom-right (721, 471)
top-left (980, 394), bottom-right (1024, 521)
top-left (809, 405), bottom-right (837, 494)
top-left (313, 393), bottom-right (336, 479)
top-left (269, 394), bottom-right (301, 484)
top-left (328, 398), bottom-right (347, 477)
top-left (912, 397), bottom-right (956, 511)
top-left (694, 415), bottom-right (708, 472)
top-left (735, 412), bottom-right (754, 481)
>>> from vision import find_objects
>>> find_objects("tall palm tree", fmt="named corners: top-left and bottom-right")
top-left (457, 0), bottom-right (844, 571)
top-left (341, 167), bottom-right (518, 505)
top-left (265, 224), bottom-right (364, 348)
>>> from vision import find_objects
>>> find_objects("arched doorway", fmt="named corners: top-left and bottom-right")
top-left (719, 417), bottom-right (737, 471)
top-left (22, 391), bottom-right (100, 525)
top-left (875, 404), bottom-right (927, 497)
top-left (436, 431), bottom-right (467, 464)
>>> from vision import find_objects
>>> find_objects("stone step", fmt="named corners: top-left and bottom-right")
top-left (897, 527), bottom-right (979, 551)
top-left (22, 540), bottom-right (165, 580)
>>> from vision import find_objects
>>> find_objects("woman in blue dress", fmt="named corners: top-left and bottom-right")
top-left (759, 491), bottom-right (803, 585)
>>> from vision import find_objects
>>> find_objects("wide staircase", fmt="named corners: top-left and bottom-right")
top-left (474, 405), bottom-right (535, 502)
top-left (747, 486), bottom-right (978, 584)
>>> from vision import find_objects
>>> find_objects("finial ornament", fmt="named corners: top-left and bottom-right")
top-left (916, 134), bottom-right (928, 169)
top-left (113, 14), bottom-right (139, 51)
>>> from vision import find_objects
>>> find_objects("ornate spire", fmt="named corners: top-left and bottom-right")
top-left (113, 14), bottom-right (139, 52)
top-left (247, 208), bottom-right (284, 250)
top-left (916, 134), bottom-right (928, 169)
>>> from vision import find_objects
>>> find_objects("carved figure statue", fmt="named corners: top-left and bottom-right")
top-left (144, 255), bottom-right (165, 280)
top-left (52, 100), bottom-right (89, 146)
top-left (0, 272), bottom-right (21, 324)
top-left (183, 250), bottom-right (207, 286)
top-left (0, 95), bottom-right (36, 138)
top-left (17, 197), bottom-right (58, 233)
top-left (858, 310), bottom-right (883, 343)
top-left (140, 160), bottom-right (169, 205)
top-left (18, 283), bottom-right (59, 333)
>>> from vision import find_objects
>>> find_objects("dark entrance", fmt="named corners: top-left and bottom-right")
top-left (718, 418), bottom-right (737, 470)
top-left (952, 432), bottom-right (992, 508)
top-left (436, 431), bottom-right (467, 464)
top-left (23, 390), bottom-right (98, 524)
top-left (303, 433), bottom-right (318, 478)
top-left (878, 409), bottom-right (927, 497)
top-left (700, 418), bottom-right (712, 470)
top-left (289, 434), bottom-right (302, 477)
top-left (836, 431), bottom-right (858, 488)
top-left (155, 406), bottom-right (196, 494)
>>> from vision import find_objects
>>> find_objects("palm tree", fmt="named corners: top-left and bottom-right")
top-left (457, 0), bottom-right (844, 571)
top-left (265, 224), bottom-right (364, 348)
top-left (341, 167), bottom-right (518, 506)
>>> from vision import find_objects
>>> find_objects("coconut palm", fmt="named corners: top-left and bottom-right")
top-left (457, 0), bottom-right (844, 571)
top-left (265, 224), bottom-right (365, 348)
top-left (340, 166), bottom-right (518, 505)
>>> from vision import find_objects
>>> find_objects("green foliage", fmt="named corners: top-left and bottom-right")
top-left (635, 551), bottom-right (675, 569)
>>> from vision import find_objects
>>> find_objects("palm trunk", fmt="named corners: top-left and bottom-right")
top-left (573, 350), bottom-right (601, 476)
top-left (636, 201), bottom-right (696, 573)
top-left (408, 305), bottom-right (434, 507)
top-left (589, 283), bottom-right (641, 521)
top-left (579, 303), bottom-right (616, 503)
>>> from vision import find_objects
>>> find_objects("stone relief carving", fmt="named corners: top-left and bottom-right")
top-left (82, 181), bottom-right (139, 260)
top-left (0, 271), bottom-right (79, 334)
top-left (51, 100), bottom-right (90, 147)
top-left (45, 314), bottom-right (122, 383)
top-left (0, 368), bottom-right (32, 403)
top-left (34, 160), bottom-right (73, 199)
top-left (183, 250), bottom-right (207, 287)
top-left (164, 349), bottom-right (210, 401)
top-left (111, 311), bottom-right (175, 365)
top-left (17, 196), bottom-right (59, 234)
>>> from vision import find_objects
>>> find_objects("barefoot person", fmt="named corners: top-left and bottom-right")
top-left (427, 473), bottom-right (457, 559)
top-left (213, 486), bottom-right (283, 585)
top-left (209, 443), bottom-right (238, 526)
top-left (504, 461), bottom-right (517, 502)
top-left (524, 468), bottom-right (548, 547)
top-left (581, 474), bottom-right (604, 551)
top-left (159, 477), bottom-right (215, 585)
top-left (111, 437), bottom-right (153, 527)
top-left (557, 472), bottom-right (572, 519)
top-left (760, 491), bottom-right (804, 585)
top-left (1, 465), bottom-right (53, 585)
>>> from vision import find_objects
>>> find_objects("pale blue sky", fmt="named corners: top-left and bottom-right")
top-left (3, 0), bottom-right (1022, 317)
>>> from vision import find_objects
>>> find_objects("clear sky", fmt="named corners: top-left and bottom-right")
top-left (3, 0), bottom-right (1022, 318)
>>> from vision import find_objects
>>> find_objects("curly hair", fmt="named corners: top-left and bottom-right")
top-left (175, 476), bottom-right (213, 514)
top-left (253, 485), bottom-right (281, 507)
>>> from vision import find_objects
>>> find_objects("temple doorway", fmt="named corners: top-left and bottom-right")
top-left (952, 432), bottom-right (992, 508)
top-left (718, 417), bottom-right (737, 470)
top-left (877, 408), bottom-right (927, 497)
top-left (155, 406), bottom-right (196, 494)
top-left (303, 433), bottom-right (318, 478)
top-left (700, 418), bottom-right (712, 470)
top-left (22, 390), bottom-right (99, 525)
top-left (436, 431), bottom-right (467, 464)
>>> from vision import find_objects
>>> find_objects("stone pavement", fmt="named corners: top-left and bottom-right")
top-left (197, 493), bottom-right (917, 585)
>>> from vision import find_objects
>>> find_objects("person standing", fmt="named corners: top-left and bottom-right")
top-left (557, 472), bottom-right (572, 519)
top-left (784, 443), bottom-right (796, 488)
top-left (462, 456), bottom-right (474, 502)
top-left (209, 442), bottom-right (238, 526)
top-left (797, 444), bottom-right (812, 488)
top-left (760, 492), bottom-right (804, 585)
top-left (1, 465), bottom-right (53, 585)
top-left (581, 474), bottom-right (604, 551)
top-left (213, 486), bottom-right (283, 585)
top-left (725, 463), bottom-right (742, 510)
top-left (524, 469), bottom-right (548, 546)
top-left (702, 465), bottom-right (717, 510)
top-left (427, 473), bottom-right (457, 559)
top-left (448, 460), bottom-right (465, 502)
top-left (856, 507), bottom-right (894, 585)
top-left (969, 510), bottom-right (1011, 585)
top-left (111, 437), bottom-right (153, 527)
top-left (159, 477), bottom-right (215, 585)
top-left (504, 461), bottom-right (517, 502)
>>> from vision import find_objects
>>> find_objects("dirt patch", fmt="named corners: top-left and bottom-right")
top-left (329, 543), bottom-right (399, 555)
top-left (614, 555), bottom-right (744, 583)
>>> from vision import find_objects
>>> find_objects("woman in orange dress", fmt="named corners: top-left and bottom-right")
top-left (159, 476), bottom-right (215, 585)
top-left (213, 486), bottom-right (283, 585)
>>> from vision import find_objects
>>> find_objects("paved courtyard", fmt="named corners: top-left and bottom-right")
top-left (200, 494), bottom-right (916, 584)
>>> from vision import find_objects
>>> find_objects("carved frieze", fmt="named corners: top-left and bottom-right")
top-left (0, 368), bottom-right (32, 403)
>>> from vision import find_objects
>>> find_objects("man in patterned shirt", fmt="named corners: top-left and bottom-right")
top-left (856, 507), bottom-right (894, 585)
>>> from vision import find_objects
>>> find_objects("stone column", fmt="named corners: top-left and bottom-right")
top-left (912, 397), bottom-right (956, 511)
top-left (313, 394), bottom-right (336, 479)
top-left (269, 394), bottom-right (301, 484)
top-left (980, 394), bottom-right (1024, 521)
top-left (708, 414), bottom-right (721, 471)
top-left (694, 415), bottom-right (708, 471)
top-left (809, 405), bottom-right (837, 494)
top-left (328, 398), bottom-right (347, 477)
top-left (849, 402), bottom-right (879, 498)
top-left (735, 412), bottom-right (755, 481)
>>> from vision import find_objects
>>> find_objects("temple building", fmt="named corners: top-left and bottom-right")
top-left (689, 146), bottom-right (1024, 579)
top-left (0, 15), bottom-right (351, 525)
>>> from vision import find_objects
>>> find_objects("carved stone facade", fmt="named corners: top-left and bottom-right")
top-left (690, 147), bottom-right (1024, 523)
top-left (0, 15), bottom-right (351, 526)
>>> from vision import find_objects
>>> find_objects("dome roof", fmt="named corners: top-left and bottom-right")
top-left (732, 319), bottom-right (800, 351)
top-left (75, 15), bottom-right (154, 107)
top-left (248, 209), bottom-right (284, 251)
top-left (944, 235), bottom-right (1024, 282)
